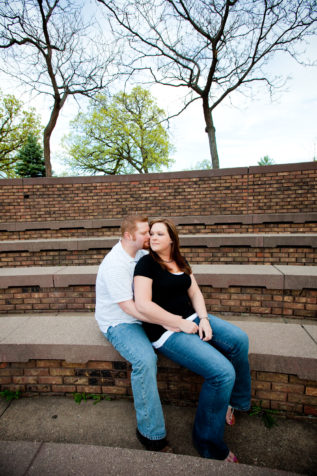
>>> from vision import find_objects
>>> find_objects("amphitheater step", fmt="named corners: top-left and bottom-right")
top-left (1, 212), bottom-right (317, 240)
top-left (1, 233), bottom-right (316, 267)
top-left (0, 413), bottom-right (307, 475)
top-left (0, 264), bottom-right (316, 318)
top-left (0, 313), bottom-right (316, 419)
top-left (0, 313), bottom-right (316, 380)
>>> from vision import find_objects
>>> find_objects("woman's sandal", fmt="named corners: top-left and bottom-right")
top-left (225, 451), bottom-right (239, 463)
top-left (225, 405), bottom-right (236, 426)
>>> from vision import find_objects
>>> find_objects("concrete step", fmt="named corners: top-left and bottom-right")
top-left (1, 397), bottom-right (312, 475)
top-left (1, 234), bottom-right (316, 267)
top-left (0, 314), bottom-right (316, 416)
top-left (1, 212), bottom-right (317, 240)
top-left (0, 264), bottom-right (316, 318)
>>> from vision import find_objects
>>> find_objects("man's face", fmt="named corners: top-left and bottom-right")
top-left (131, 221), bottom-right (150, 250)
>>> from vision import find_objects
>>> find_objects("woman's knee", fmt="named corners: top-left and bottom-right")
top-left (205, 359), bottom-right (236, 388)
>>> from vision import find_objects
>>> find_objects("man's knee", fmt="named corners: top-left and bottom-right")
top-left (133, 350), bottom-right (158, 374)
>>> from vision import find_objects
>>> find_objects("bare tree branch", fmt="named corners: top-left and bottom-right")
top-left (97, 0), bottom-right (317, 168)
top-left (0, 0), bottom-right (117, 176)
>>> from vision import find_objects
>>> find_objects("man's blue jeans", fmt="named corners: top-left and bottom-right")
top-left (158, 315), bottom-right (251, 460)
top-left (105, 323), bottom-right (166, 440)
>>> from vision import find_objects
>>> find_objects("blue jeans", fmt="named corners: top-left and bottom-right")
top-left (105, 323), bottom-right (166, 440)
top-left (158, 315), bottom-right (251, 460)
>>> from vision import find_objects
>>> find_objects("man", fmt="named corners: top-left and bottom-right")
top-left (95, 215), bottom-right (177, 452)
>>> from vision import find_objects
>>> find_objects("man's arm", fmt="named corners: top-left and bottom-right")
top-left (118, 299), bottom-right (181, 332)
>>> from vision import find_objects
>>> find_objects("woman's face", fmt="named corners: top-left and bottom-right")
top-left (150, 222), bottom-right (172, 255)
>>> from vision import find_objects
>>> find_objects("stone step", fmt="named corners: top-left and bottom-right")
top-left (1, 234), bottom-right (316, 267)
top-left (0, 440), bottom-right (300, 476)
top-left (0, 265), bottom-right (316, 318)
top-left (1, 212), bottom-right (317, 240)
top-left (0, 313), bottom-right (316, 417)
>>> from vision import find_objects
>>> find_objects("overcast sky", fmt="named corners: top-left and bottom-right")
top-left (2, 33), bottom-right (316, 175)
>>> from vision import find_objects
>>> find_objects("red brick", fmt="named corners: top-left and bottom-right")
top-left (272, 383), bottom-right (304, 394)
top-left (51, 385), bottom-right (76, 393)
top-left (256, 390), bottom-right (287, 402)
top-left (36, 360), bottom-right (62, 368)
top-left (101, 386), bottom-right (127, 395)
top-left (39, 376), bottom-right (63, 384)
top-left (256, 372), bottom-right (288, 383)
top-left (76, 385), bottom-right (101, 393)
top-left (306, 387), bottom-right (317, 397)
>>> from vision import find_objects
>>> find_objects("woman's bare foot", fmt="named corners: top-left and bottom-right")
top-left (225, 451), bottom-right (239, 463)
top-left (226, 406), bottom-right (235, 426)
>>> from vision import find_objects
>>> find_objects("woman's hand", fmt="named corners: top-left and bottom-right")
top-left (199, 318), bottom-right (212, 341)
top-left (179, 319), bottom-right (199, 334)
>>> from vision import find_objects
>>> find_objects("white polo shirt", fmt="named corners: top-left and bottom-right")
top-left (95, 240), bottom-right (148, 333)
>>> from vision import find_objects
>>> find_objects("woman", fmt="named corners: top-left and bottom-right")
top-left (134, 218), bottom-right (251, 462)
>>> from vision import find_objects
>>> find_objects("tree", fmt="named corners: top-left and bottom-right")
top-left (97, 0), bottom-right (317, 169)
top-left (63, 86), bottom-right (174, 175)
top-left (0, 90), bottom-right (42, 178)
top-left (258, 155), bottom-right (275, 166)
top-left (15, 133), bottom-right (45, 177)
top-left (0, 0), bottom-right (116, 176)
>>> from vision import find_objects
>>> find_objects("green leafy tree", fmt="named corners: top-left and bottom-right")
top-left (63, 87), bottom-right (174, 175)
top-left (15, 133), bottom-right (45, 177)
top-left (0, 91), bottom-right (42, 178)
top-left (189, 159), bottom-right (212, 170)
top-left (0, 0), bottom-right (116, 177)
top-left (98, 0), bottom-right (317, 169)
top-left (258, 155), bottom-right (275, 166)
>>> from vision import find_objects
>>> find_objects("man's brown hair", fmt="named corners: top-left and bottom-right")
top-left (121, 215), bottom-right (148, 236)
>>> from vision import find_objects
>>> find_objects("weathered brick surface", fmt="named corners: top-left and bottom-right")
top-left (0, 360), bottom-right (316, 417)
top-left (1, 164), bottom-right (316, 224)
top-left (1, 222), bottom-right (317, 241)
top-left (1, 245), bottom-right (316, 267)
top-left (0, 285), bottom-right (316, 318)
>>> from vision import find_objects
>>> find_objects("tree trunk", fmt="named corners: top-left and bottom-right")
top-left (202, 98), bottom-right (219, 169)
top-left (43, 126), bottom-right (52, 177)
top-left (43, 95), bottom-right (67, 177)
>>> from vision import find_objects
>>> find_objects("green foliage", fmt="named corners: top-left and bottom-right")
top-left (0, 91), bottom-right (42, 178)
top-left (15, 134), bottom-right (45, 177)
top-left (73, 392), bottom-right (112, 405)
top-left (0, 389), bottom-right (21, 401)
top-left (249, 401), bottom-right (279, 429)
top-left (258, 155), bottom-right (275, 166)
top-left (188, 159), bottom-right (212, 170)
top-left (63, 86), bottom-right (174, 175)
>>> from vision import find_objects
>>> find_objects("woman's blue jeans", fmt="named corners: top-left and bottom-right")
top-left (158, 314), bottom-right (251, 460)
top-left (105, 323), bottom-right (166, 440)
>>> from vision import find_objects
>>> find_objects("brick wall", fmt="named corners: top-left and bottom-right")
top-left (1, 162), bottom-right (316, 223)
top-left (1, 246), bottom-right (316, 268)
top-left (1, 285), bottom-right (316, 318)
top-left (1, 222), bottom-right (317, 241)
top-left (0, 361), bottom-right (316, 417)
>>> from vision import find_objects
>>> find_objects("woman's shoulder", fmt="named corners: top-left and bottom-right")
top-left (137, 253), bottom-right (154, 265)
top-left (135, 253), bottom-right (157, 276)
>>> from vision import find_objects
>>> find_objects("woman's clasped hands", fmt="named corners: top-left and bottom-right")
top-left (199, 318), bottom-right (213, 342)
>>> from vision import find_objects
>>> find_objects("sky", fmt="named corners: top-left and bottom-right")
top-left (1, 29), bottom-right (316, 175)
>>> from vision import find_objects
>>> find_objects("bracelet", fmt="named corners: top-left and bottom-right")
top-left (199, 316), bottom-right (209, 320)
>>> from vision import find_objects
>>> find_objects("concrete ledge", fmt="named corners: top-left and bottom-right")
top-left (1, 233), bottom-right (316, 252)
top-left (1, 212), bottom-right (317, 231)
top-left (1, 264), bottom-right (317, 289)
top-left (0, 314), bottom-right (316, 380)
top-left (0, 440), bottom-right (296, 476)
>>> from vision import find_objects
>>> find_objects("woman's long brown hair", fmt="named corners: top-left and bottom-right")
top-left (149, 218), bottom-right (192, 275)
